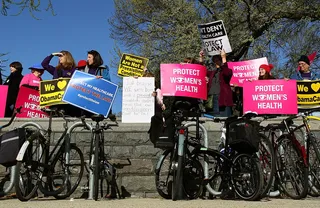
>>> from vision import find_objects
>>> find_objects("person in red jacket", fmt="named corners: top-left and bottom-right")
top-left (207, 50), bottom-right (233, 117)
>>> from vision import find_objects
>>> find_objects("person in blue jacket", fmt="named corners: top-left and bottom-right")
top-left (290, 55), bottom-right (320, 80)
top-left (81, 50), bottom-right (114, 119)
top-left (84, 50), bottom-right (111, 81)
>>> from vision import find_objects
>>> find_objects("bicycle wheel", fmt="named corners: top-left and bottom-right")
top-left (183, 156), bottom-right (204, 199)
top-left (155, 149), bottom-right (173, 199)
top-left (15, 131), bottom-right (45, 201)
top-left (231, 153), bottom-right (263, 201)
top-left (275, 134), bottom-right (308, 199)
top-left (171, 146), bottom-right (184, 201)
top-left (53, 144), bottom-right (84, 199)
top-left (258, 133), bottom-right (275, 197)
top-left (308, 136), bottom-right (320, 197)
top-left (93, 133), bottom-right (100, 201)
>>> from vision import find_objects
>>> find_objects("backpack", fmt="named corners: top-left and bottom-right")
top-left (0, 128), bottom-right (26, 167)
top-left (227, 119), bottom-right (260, 154)
top-left (148, 115), bottom-right (174, 149)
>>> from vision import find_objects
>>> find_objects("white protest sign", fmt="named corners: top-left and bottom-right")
top-left (198, 20), bottom-right (232, 56)
top-left (122, 77), bottom-right (155, 123)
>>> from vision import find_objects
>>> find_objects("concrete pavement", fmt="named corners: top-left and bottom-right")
top-left (1, 197), bottom-right (320, 208)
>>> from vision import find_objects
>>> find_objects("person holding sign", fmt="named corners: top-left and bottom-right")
top-left (291, 55), bottom-right (320, 80)
top-left (258, 64), bottom-right (275, 80)
top-left (20, 64), bottom-right (44, 90)
top-left (3, 62), bottom-right (24, 117)
top-left (207, 50), bottom-right (233, 117)
top-left (84, 50), bottom-right (111, 81)
top-left (41, 50), bottom-right (76, 79)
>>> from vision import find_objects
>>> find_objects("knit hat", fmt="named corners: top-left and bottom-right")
top-left (298, 55), bottom-right (310, 65)
top-left (29, 64), bottom-right (44, 70)
top-left (77, 60), bottom-right (87, 68)
top-left (259, 64), bottom-right (274, 73)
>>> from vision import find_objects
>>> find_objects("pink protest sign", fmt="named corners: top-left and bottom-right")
top-left (228, 57), bottom-right (268, 86)
top-left (160, 64), bottom-right (207, 100)
top-left (15, 86), bottom-right (48, 118)
top-left (0, 86), bottom-right (8, 117)
top-left (243, 80), bottom-right (298, 115)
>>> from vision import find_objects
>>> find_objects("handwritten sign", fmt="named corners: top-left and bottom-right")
top-left (243, 80), bottom-right (297, 115)
top-left (228, 57), bottom-right (268, 86)
top-left (198, 20), bottom-right (232, 56)
top-left (0, 86), bottom-right (8, 117)
top-left (40, 78), bottom-right (70, 107)
top-left (15, 86), bottom-right (48, 118)
top-left (122, 77), bottom-right (155, 123)
top-left (62, 71), bottom-right (118, 117)
top-left (117, 53), bottom-right (149, 77)
top-left (160, 64), bottom-right (207, 100)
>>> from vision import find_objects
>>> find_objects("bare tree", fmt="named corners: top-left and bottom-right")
top-left (1, 0), bottom-right (55, 19)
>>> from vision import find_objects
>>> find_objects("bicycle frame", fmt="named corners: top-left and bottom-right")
top-left (16, 115), bottom-right (91, 196)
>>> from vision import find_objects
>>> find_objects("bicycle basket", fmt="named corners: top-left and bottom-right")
top-left (228, 120), bottom-right (260, 154)
top-left (0, 128), bottom-right (26, 167)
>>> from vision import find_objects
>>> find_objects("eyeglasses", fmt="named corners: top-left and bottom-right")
top-left (298, 62), bottom-right (306, 66)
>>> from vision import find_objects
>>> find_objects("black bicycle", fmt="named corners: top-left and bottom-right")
top-left (15, 108), bottom-right (88, 201)
top-left (191, 113), bottom-right (263, 201)
top-left (86, 114), bottom-right (120, 201)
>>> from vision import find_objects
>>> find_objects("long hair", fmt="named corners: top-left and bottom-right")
top-left (258, 72), bottom-right (275, 80)
top-left (56, 50), bottom-right (76, 70)
top-left (88, 50), bottom-right (104, 68)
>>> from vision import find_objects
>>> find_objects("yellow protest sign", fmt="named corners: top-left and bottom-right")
top-left (297, 80), bottom-right (320, 105)
top-left (39, 78), bottom-right (70, 107)
top-left (117, 53), bottom-right (149, 77)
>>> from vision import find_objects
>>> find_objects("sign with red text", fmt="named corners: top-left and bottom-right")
top-left (160, 64), bottom-right (207, 100)
top-left (228, 57), bottom-right (268, 86)
top-left (198, 20), bottom-right (232, 56)
top-left (243, 80), bottom-right (297, 115)
top-left (15, 86), bottom-right (48, 118)
top-left (63, 71), bottom-right (118, 117)
top-left (0, 86), bottom-right (8, 117)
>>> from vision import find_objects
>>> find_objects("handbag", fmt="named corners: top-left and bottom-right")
top-left (204, 95), bottom-right (213, 109)
top-left (0, 128), bottom-right (26, 167)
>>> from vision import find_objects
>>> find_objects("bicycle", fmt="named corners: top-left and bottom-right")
top-left (265, 113), bottom-right (310, 200)
top-left (155, 101), bottom-right (208, 200)
top-left (192, 113), bottom-right (263, 201)
top-left (15, 108), bottom-right (90, 201)
top-left (0, 106), bottom-right (26, 198)
top-left (84, 114), bottom-right (119, 201)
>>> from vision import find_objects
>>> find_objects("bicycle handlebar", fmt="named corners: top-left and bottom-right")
top-left (103, 123), bottom-right (119, 130)
top-left (0, 106), bottom-right (22, 130)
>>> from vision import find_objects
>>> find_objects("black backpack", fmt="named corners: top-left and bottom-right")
top-left (148, 115), bottom-right (174, 149)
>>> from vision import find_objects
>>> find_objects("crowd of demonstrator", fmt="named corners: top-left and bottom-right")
top-left (0, 49), bottom-right (316, 119)
top-left (1, 50), bottom-right (112, 118)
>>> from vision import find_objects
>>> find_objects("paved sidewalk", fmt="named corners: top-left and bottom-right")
top-left (1, 197), bottom-right (320, 208)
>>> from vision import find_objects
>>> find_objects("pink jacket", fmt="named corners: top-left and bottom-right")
top-left (19, 73), bottom-right (42, 88)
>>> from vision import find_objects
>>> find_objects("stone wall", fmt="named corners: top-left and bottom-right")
top-left (0, 117), bottom-right (319, 198)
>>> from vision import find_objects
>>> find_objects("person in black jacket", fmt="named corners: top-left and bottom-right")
top-left (3, 62), bottom-right (23, 117)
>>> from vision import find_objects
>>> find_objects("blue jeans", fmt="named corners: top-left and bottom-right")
top-left (219, 106), bottom-right (232, 117)
top-left (212, 94), bottom-right (219, 116)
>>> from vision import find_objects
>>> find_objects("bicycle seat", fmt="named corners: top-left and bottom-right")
top-left (174, 101), bottom-right (192, 111)
top-left (91, 114), bottom-right (105, 122)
